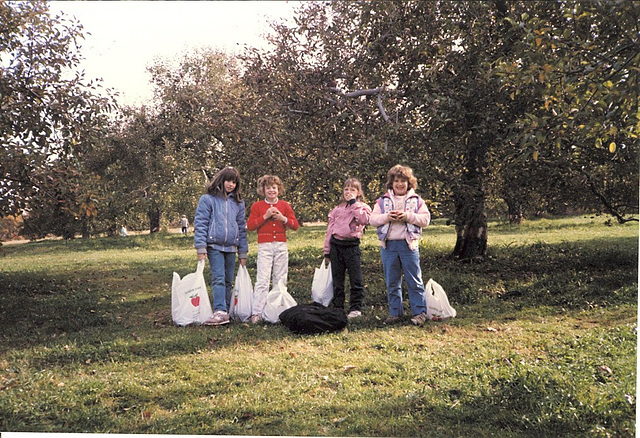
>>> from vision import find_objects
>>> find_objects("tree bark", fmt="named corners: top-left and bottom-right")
top-left (505, 197), bottom-right (524, 224)
top-left (451, 185), bottom-right (488, 260)
top-left (451, 140), bottom-right (489, 260)
top-left (148, 208), bottom-right (162, 233)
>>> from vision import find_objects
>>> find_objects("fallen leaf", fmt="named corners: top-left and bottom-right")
top-left (487, 327), bottom-right (498, 332)
top-left (342, 365), bottom-right (357, 373)
top-left (599, 365), bottom-right (613, 375)
top-left (142, 411), bottom-right (152, 420)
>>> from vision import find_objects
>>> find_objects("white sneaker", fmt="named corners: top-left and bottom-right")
top-left (410, 312), bottom-right (428, 326)
top-left (347, 310), bottom-right (362, 319)
top-left (204, 311), bottom-right (230, 326)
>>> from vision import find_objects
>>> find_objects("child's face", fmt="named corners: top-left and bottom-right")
top-left (343, 186), bottom-right (359, 202)
top-left (264, 184), bottom-right (279, 201)
top-left (224, 179), bottom-right (237, 194)
top-left (392, 176), bottom-right (408, 196)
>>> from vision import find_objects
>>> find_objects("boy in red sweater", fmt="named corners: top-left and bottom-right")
top-left (247, 175), bottom-right (299, 323)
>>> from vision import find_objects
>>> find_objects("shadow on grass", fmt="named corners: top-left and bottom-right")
top-left (0, 234), bottom-right (636, 368)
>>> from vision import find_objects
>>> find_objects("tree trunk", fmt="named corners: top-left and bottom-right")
top-left (505, 197), bottom-right (523, 224)
top-left (148, 208), bottom-right (162, 233)
top-left (451, 185), bottom-right (487, 260)
top-left (451, 140), bottom-right (489, 261)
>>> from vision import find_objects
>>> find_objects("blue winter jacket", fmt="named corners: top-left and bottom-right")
top-left (193, 193), bottom-right (248, 258)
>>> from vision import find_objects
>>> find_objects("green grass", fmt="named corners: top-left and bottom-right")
top-left (0, 215), bottom-right (637, 436)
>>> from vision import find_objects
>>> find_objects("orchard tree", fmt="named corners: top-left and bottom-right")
top-left (495, 0), bottom-right (639, 223)
top-left (243, 1), bottom-right (518, 258)
top-left (244, 0), bottom-right (637, 257)
top-left (91, 50), bottom-right (243, 234)
top-left (0, 0), bottom-right (114, 223)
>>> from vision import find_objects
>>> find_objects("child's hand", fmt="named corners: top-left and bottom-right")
top-left (273, 210), bottom-right (286, 222)
top-left (389, 210), bottom-right (406, 222)
top-left (264, 206), bottom-right (279, 219)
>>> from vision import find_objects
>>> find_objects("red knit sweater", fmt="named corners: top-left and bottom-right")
top-left (247, 199), bottom-right (299, 243)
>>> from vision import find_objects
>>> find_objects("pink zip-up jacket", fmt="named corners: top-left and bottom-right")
top-left (323, 200), bottom-right (372, 255)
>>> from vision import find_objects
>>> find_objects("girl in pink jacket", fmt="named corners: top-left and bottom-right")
top-left (323, 178), bottom-right (372, 319)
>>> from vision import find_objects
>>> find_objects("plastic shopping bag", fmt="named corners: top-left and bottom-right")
top-left (311, 260), bottom-right (333, 307)
top-left (171, 260), bottom-right (214, 326)
top-left (229, 265), bottom-right (253, 322)
top-left (425, 278), bottom-right (457, 321)
top-left (263, 280), bottom-right (297, 323)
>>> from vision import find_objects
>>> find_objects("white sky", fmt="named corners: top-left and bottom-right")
top-left (49, 1), bottom-right (301, 106)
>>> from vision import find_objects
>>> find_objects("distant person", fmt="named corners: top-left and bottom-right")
top-left (194, 167), bottom-right (248, 326)
top-left (179, 215), bottom-right (189, 234)
top-left (323, 178), bottom-right (371, 319)
top-left (120, 224), bottom-right (128, 237)
top-left (247, 175), bottom-right (299, 323)
top-left (369, 165), bottom-right (431, 326)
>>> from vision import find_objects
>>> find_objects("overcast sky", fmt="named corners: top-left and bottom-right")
top-left (49, 1), bottom-right (301, 106)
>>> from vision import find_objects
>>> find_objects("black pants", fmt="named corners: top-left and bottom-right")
top-left (329, 238), bottom-right (364, 312)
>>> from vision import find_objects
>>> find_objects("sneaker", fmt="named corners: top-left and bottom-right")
top-left (250, 314), bottom-right (263, 324)
top-left (204, 311), bottom-right (230, 326)
top-left (410, 312), bottom-right (429, 326)
top-left (383, 315), bottom-right (402, 325)
top-left (347, 310), bottom-right (362, 319)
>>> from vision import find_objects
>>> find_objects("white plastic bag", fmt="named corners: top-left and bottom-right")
top-left (171, 260), bottom-right (214, 326)
top-left (311, 260), bottom-right (333, 306)
top-left (229, 265), bottom-right (253, 322)
top-left (425, 278), bottom-right (457, 320)
top-left (263, 280), bottom-right (297, 323)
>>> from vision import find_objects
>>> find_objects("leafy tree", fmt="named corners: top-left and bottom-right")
top-left (0, 0), bottom-right (113, 224)
top-left (241, 0), bottom-right (638, 258)
top-left (242, 1), bottom-right (513, 258)
top-left (495, 0), bottom-right (639, 223)
top-left (89, 50), bottom-right (242, 234)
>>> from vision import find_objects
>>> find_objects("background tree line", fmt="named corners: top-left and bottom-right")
top-left (1, 0), bottom-right (637, 260)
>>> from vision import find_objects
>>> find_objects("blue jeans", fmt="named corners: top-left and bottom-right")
top-left (207, 248), bottom-right (236, 312)
top-left (380, 240), bottom-right (427, 317)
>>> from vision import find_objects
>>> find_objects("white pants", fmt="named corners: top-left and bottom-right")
top-left (253, 241), bottom-right (289, 315)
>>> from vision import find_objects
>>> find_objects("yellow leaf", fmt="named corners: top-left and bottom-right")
top-left (532, 151), bottom-right (539, 161)
top-left (535, 37), bottom-right (542, 47)
top-left (609, 142), bottom-right (617, 153)
top-left (595, 138), bottom-right (602, 148)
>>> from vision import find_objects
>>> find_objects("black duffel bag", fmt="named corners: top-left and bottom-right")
top-left (279, 302), bottom-right (348, 334)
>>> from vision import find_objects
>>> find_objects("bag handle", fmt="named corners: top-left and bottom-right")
top-left (196, 258), bottom-right (206, 274)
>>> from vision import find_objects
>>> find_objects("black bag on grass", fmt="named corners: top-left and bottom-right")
top-left (279, 302), bottom-right (348, 334)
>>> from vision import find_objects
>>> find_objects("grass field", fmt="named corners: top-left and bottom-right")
top-left (0, 215), bottom-right (637, 436)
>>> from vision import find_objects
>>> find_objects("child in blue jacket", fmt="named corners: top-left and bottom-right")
top-left (194, 167), bottom-right (248, 326)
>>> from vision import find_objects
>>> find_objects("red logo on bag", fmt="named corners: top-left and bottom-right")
top-left (191, 296), bottom-right (200, 307)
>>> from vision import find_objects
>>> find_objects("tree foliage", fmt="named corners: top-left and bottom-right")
top-left (238, 0), bottom-right (638, 256)
top-left (0, 0), bottom-right (113, 228)
top-left (495, 0), bottom-right (639, 223)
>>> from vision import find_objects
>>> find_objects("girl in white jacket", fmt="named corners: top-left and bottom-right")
top-left (369, 165), bottom-right (431, 326)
